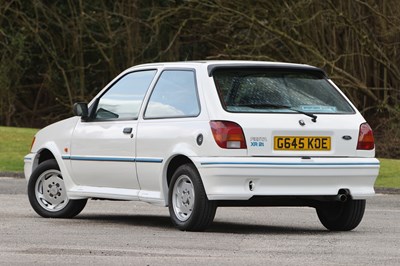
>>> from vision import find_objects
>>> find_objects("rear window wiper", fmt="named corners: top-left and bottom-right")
top-left (234, 103), bottom-right (318, 122)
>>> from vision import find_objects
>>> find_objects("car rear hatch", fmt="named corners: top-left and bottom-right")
top-left (210, 64), bottom-right (373, 157)
top-left (237, 113), bottom-right (362, 157)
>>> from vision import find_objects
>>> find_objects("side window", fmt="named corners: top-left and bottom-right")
top-left (144, 70), bottom-right (200, 119)
top-left (94, 70), bottom-right (156, 120)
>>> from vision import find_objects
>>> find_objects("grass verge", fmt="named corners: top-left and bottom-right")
top-left (0, 126), bottom-right (38, 172)
top-left (375, 158), bottom-right (400, 188)
top-left (0, 126), bottom-right (399, 188)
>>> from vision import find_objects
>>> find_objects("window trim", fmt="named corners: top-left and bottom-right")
top-left (143, 68), bottom-right (201, 120)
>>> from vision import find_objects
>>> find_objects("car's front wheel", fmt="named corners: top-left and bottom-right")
top-left (168, 164), bottom-right (217, 231)
top-left (28, 159), bottom-right (87, 218)
top-left (316, 199), bottom-right (366, 231)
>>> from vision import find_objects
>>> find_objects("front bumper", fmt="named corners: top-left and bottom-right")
top-left (192, 157), bottom-right (380, 200)
top-left (23, 153), bottom-right (36, 181)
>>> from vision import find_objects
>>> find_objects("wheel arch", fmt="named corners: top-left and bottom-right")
top-left (31, 147), bottom-right (59, 173)
top-left (28, 148), bottom-right (56, 178)
top-left (37, 148), bottom-right (56, 164)
top-left (28, 148), bottom-right (55, 177)
top-left (29, 143), bottom-right (76, 192)
top-left (162, 154), bottom-right (196, 205)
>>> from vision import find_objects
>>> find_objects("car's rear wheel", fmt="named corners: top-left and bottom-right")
top-left (28, 159), bottom-right (87, 218)
top-left (168, 164), bottom-right (217, 231)
top-left (316, 199), bottom-right (366, 231)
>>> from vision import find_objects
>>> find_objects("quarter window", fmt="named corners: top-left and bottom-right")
top-left (94, 70), bottom-right (156, 120)
top-left (145, 70), bottom-right (200, 119)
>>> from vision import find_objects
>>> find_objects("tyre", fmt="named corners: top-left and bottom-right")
top-left (316, 199), bottom-right (366, 231)
top-left (168, 164), bottom-right (217, 231)
top-left (27, 159), bottom-right (87, 218)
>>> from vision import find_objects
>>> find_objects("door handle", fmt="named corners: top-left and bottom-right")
top-left (123, 127), bottom-right (133, 134)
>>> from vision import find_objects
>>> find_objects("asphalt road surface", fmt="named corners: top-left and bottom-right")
top-left (1, 177), bottom-right (399, 265)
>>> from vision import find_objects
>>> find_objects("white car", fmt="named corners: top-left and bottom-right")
top-left (24, 61), bottom-right (380, 231)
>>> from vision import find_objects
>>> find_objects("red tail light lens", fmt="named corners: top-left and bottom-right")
top-left (357, 123), bottom-right (375, 150)
top-left (210, 121), bottom-right (247, 149)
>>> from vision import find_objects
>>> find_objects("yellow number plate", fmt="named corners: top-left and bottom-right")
top-left (274, 136), bottom-right (331, 151)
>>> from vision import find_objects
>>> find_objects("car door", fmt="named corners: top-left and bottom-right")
top-left (69, 69), bottom-right (157, 190)
top-left (136, 69), bottom-right (202, 200)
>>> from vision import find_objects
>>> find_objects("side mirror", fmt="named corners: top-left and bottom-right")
top-left (73, 102), bottom-right (89, 121)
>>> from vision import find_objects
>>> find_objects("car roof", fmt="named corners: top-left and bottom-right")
top-left (126, 60), bottom-right (326, 76)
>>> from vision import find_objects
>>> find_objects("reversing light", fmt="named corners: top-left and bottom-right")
top-left (210, 121), bottom-right (247, 149)
top-left (356, 123), bottom-right (375, 150)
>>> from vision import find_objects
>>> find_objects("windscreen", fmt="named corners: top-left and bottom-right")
top-left (213, 69), bottom-right (354, 114)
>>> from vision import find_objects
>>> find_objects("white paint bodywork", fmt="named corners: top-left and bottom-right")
top-left (24, 61), bottom-right (380, 207)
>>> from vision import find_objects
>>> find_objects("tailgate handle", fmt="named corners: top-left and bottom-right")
top-left (123, 127), bottom-right (133, 134)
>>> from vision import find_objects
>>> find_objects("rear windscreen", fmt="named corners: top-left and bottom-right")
top-left (213, 69), bottom-right (354, 114)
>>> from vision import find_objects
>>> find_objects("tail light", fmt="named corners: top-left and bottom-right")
top-left (210, 121), bottom-right (247, 149)
top-left (356, 123), bottom-right (374, 150)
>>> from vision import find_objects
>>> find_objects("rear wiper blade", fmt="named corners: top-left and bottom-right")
top-left (234, 103), bottom-right (318, 122)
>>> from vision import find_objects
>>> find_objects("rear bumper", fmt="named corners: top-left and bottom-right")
top-left (193, 157), bottom-right (380, 201)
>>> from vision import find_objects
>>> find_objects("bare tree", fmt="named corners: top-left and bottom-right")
top-left (0, 0), bottom-right (398, 156)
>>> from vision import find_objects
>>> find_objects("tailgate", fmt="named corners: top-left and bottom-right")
top-left (239, 113), bottom-right (363, 157)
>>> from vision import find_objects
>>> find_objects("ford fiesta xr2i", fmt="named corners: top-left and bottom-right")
top-left (24, 61), bottom-right (379, 231)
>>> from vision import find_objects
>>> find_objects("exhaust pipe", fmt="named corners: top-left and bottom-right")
top-left (335, 194), bottom-right (348, 202)
top-left (334, 189), bottom-right (351, 202)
